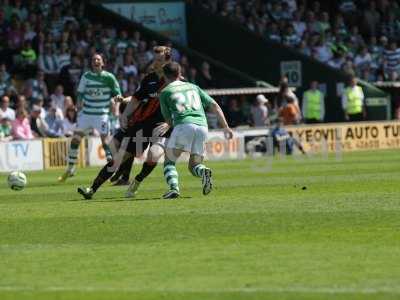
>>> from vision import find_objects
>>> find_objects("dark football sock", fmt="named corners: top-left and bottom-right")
top-left (91, 161), bottom-right (115, 193)
top-left (120, 156), bottom-right (134, 181)
top-left (135, 162), bottom-right (157, 182)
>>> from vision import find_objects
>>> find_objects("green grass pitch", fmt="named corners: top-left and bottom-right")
top-left (0, 150), bottom-right (399, 300)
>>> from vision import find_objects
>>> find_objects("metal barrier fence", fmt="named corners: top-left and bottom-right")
top-left (42, 138), bottom-right (86, 169)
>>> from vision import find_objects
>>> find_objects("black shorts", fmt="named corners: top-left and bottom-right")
top-left (113, 126), bottom-right (170, 156)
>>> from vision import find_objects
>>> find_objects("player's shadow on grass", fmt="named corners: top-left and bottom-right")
top-left (68, 196), bottom-right (192, 202)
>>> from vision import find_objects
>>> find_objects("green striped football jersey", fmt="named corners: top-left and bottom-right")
top-left (77, 71), bottom-right (121, 116)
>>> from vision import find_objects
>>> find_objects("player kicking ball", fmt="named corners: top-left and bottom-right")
top-left (58, 53), bottom-right (121, 182)
top-left (159, 62), bottom-right (233, 199)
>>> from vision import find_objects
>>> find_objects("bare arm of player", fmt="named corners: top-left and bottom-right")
top-left (114, 95), bottom-right (132, 104)
top-left (119, 97), bottom-right (139, 130)
top-left (209, 101), bottom-right (234, 139)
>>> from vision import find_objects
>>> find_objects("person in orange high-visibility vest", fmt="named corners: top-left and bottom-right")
top-left (341, 76), bottom-right (366, 122)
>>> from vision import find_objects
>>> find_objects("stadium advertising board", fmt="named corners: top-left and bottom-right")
top-left (102, 1), bottom-right (187, 45)
top-left (0, 140), bottom-right (43, 172)
top-left (206, 131), bottom-right (245, 160)
top-left (87, 132), bottom-right (245, 166)
top-left (286, 121), bottom-right (400, 153)
top-left (87, 137), bottom-right (107, 166)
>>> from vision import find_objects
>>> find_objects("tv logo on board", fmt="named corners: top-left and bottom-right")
top-left (10, 143), bottom-right (29, 157)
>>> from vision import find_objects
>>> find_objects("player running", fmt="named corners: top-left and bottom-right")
top-left (77, 46), bottom-right (172, 200)
top-left (159, 62), bottom-right (233, 199)
top-left (58, 53), bottom-right (121, 182)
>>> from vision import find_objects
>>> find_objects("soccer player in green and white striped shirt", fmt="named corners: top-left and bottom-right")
top-left (58, 53), bottom-right (122, 182)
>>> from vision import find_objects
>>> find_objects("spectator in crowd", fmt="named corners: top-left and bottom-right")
top-left (30, 104), bottom-right (48, 137)
top-left (26, 70), bottom-right (48, 103)
top-left (165, 40), bottom-right (181, 62)
top-left (38, 43), bottom-right (59, 75)
top-left (302, 81), bottom-right (325, 123)
top-left (50, 84), bottom-right (65, 113)
top-left (225, 98), bottom-right (246, 127)
top-left (279, 96), bottom-right (301, 125)
top-left (195, 0), bottom-right (400, 81)
top-left (271, 119), bottom-right (306, 155)
top-left (250, 94), bottom-right (269, 127)
top-left (45, 106), bottom-right (64, 137)
top-left (275, 81), bottom-right (299, 109)
top-left (57, 43), bottom-right (71, 72)
top-left (197, 61), bottom-right (215, 88)
top-left (12, 108), bottom-right (33, 140)
top-left (0, 95), bottom-right (15, 120)
top-left (0, 64), bottom-right (15, 96)
top-left (19, 40), bottom-right (37, 67)
top-left (188, 67), bottom-right (198, 84)
top-left (0, 117), bottom-right (12, 141)
top-left (342, 76), bottom-right (366, 121)
top-left (136, 41), bottom-right (153, 71)
top-left (59, 55), bottom-right (83, 97)
top-left (62, 105), bottom-right (77, 137)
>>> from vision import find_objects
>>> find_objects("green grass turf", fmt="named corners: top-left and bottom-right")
top-left (0, 150), bottom-right (399, 300)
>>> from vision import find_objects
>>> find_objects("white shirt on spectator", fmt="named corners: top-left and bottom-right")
top-left (62, 118), bottom-right (76, 136)
top-left (0, 107), bottom-right (15, 120)
top-left (50, 93), bottom-right (66, 112)
top-left (251, 105), bottom-right (268, 127)
top-left (123, 64), bottom-right (138, 77)
top-left (314, 45), bottom-right (333, 62)
top-left (284, 0), bottom-right (297, 14)
top-left (354, 53), bottom-right (372, 69)
top-left (293, 21), bottom-right (306, 37)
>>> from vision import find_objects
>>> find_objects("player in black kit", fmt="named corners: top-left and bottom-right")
top-left (77, 46), bottom-right (172, 199)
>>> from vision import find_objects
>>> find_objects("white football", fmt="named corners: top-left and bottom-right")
top-left (8, 171), bottom-right (27, 191)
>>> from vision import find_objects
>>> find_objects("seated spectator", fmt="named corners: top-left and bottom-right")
top-left (19, 40), bottom-right (37, 66)
top-left (225, 98), bottom-right (246, 127)
top-left (14, 95), bottom-right (27, 111)
top-left (250, 94), bottom-right (268, 127)
top-left (0, 95), bottom-right (15, 120)
top-left (279, 96), bottom-right (301, 125)
top-left (45, 107), bottom-right (64, 137)
top-left (0, 64), bottom-right (17, 98)
top-left (57, 43), bottom-right (71, 71)
top-left (59, 55), bottom-right (83, 97)
top-left (188, 67), bottom-right (198, 84)
top-left (0, 117), bottom-right (12, 141)
top-left (197, 61), bottom-right (215, 89)
top-left (31, 97), bottom-right (47, 119)
top-left (121, 54), bottom-right (138, 77)
top-left (25, 70), bottom-right (49, 102)
top-left (116, 68), bottom-right (128, 94)
top-left (136, 41), bottom-right (153, 71)
top-left (30, 105), bottom-right (48, 137)
top-left (165, 41), bottom-right (181, 62)
top-left (62, 106), bottom-right (77, 137)
top-left (354, 47), bottom-right (372, 74)
top-left (50, 84), bottom-right (65, 112)
top-left (12, 108), bottom-right (33, 140)
top-left (38, 43), bottom-right (59, 75)
top-left (63, 96), bottom-right (74, 115)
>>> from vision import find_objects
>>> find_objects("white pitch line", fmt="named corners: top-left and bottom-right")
top-left (0, 286), bottom-right (399, 294)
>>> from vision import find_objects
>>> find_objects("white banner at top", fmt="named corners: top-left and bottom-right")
top-left (103, 1), bottom-right (187, 45)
